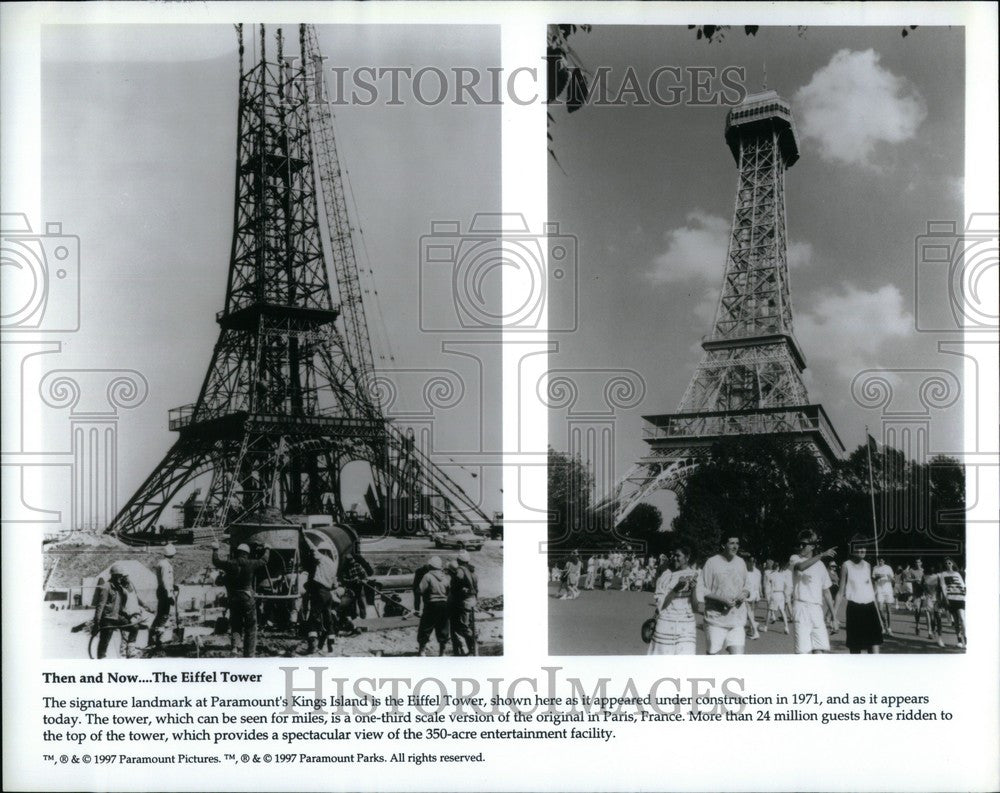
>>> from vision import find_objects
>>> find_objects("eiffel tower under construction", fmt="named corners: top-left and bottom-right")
top-left (610, 90), bottom-right (845, 524)
top-left (107, 24), bottom-right (491, 544)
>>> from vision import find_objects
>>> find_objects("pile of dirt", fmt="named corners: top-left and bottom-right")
top-left (45, 530), bottom-right (126, 549)
top-left (43, 544), bottom-right (217, 589)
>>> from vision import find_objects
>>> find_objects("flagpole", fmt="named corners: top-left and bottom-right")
top-left (865, 426), bottom-right (879, 560)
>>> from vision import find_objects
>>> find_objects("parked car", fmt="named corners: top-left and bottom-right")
top-left (431, 530), bottom-right (483, 551)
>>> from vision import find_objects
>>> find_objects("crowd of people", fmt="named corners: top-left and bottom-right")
top-left (551, 549), bottom-right (664, 597)
top-left (552, 534), bottom-right (967, 655)
top-left (92, 539), bottom-right (481, 659)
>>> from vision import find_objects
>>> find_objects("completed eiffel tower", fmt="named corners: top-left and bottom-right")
top-left (612, 90), bottom-right (845, 523)
top-left (108, 25), bottom-right (489, 543)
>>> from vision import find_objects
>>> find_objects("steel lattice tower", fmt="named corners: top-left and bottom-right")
top-left (610, 90), bottom-right (845, 523)
top-left (107, 25), bottom-right (489, 542)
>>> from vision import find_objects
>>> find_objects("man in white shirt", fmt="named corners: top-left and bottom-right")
top-left (697, 536), bottom-right (750, 655)
top-left (789, 530), bottom-right (838, 654)
top-left (744, 555), bottom-right (763, 640)
top-left (871, 556), bottom-right (896, 636)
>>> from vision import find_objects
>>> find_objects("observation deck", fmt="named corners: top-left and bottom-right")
top-left (724, 90), bottom-right (800, 167)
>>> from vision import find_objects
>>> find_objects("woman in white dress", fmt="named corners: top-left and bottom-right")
top-left (647, 546), bottom-right (698, 655)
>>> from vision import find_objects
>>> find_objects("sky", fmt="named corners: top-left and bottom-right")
top-left (547, 25), bottom-right (966, 520)
top-left (39, 24), bottom-right (502, 526)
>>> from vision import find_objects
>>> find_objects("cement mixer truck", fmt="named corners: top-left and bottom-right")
top-left (226, 513), bottom-right (360, 626)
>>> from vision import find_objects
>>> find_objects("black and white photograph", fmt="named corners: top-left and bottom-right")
top-left (27, 23), bottom-right (503, 659)
top-left (545, 24), bottom-right (973, 656)
top-left (2, 3), bottom-right (997, 793)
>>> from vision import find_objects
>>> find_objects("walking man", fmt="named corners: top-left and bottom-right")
top-left (833, 543), bottom-right (883, 654)
top-left (872, 556), bottom-right (896, 636)
top-left (565, 551), bottom-right (582, 599)
top-left (212, 540), bottom-right (270, 657)
top-left (150, 544), bottom-right (179, 646)
top-left (937, 557), bottom-right (967, 648)
top-left (697, 536), bottom-right (750, 655)
top-left (744, 555), bottom-right (762, 640)
top-left (789, 530), bottom-right (838, 654)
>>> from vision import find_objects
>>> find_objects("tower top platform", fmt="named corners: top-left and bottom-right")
top-left (725, 89), bottom-right (800, 167)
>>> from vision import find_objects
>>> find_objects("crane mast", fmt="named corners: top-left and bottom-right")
top-left (302, 24), bottom-right (381, 419)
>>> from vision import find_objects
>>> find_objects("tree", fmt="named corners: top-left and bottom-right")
top-left (618, 502), bottom-right (666, 556)
top-left (671, 437), bottom-right (833, 564)
top-left (670, 438), bottom-right (966, 568)
top-left (547, 447), bottom-right (593, 549)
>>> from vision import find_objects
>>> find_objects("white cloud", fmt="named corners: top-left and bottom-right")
top-left (651, 212), bottom-right (813, 284)
top-left (648, 211), bottom-right (729, 283)
top-left (796, 284), bottom-right (913, 377)
top-left (794, 49), bottom-right (926, 168)
top-left (787, 241), bottom-right (813, 269)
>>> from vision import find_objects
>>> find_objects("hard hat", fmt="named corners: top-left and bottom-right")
top-left (428, 555), bottom-right (443, 570)
top-left (236, 543), bottom-right (251, 554)
top-left (109, 562), bottom-right (128, 577)
top-left (457, 549), bottom-right (471, 563)
top-left (446, 560), bottom-right (459, 571)
top-left (163, 543), bottom-right (176, 557)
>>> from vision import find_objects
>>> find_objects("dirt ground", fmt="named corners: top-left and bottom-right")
top-left (42, 534), bottom-right (503, 659)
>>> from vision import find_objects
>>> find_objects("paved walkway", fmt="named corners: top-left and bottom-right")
top-left (548, 584), bottom-right (965, 655)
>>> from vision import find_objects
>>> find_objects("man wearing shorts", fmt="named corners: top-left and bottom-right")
top-left (872, 556), bottom-right (895, 636)
top-left (697, 536), bottom-right (750, 655)
top-left (937, 557), bottom-right (966, 648)
top-left (789, 531), bottom-right (838, 654)
top-left (764, 560), bottom-right (792, 634)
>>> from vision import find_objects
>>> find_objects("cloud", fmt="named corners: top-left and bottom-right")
top-left (796, 284), bottom-right (913, 377)
top-left (794, 49), bottom-right (926, 168)
top-left (787, 241), bottom-right (813, 270)
top-left (649, 211), bottom-right (729, 283)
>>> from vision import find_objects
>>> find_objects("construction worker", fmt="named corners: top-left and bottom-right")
top-left (339, 549), bottom-right (374, 620)
top-left (150, 544), bottom-right (179, 646)
top-left (417, 556), bottom-right (451, 656)
top-left (212, 540), bottom-right (270, 657)
top-left (301, 545), bottom-right (338, 655)
top-left (449, 550), bottom-right (479, 655)
top-left (92, 562), bottom-right (154, 658)
top-left (411, 560), bottom-right (435, 616)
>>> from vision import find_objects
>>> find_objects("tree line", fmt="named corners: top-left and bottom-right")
top-left (548, 439), bottom-right (966, 566)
